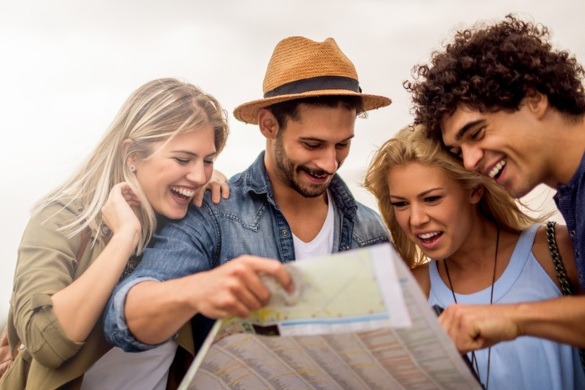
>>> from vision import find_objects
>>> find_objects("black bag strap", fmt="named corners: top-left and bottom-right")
top-left (545, 221), bottom-right (575, 296)
top-left (545, 221), bottom-right (585, 371)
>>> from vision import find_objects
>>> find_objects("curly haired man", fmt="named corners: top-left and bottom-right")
top-left (406, 14), bottom-right (585, 355)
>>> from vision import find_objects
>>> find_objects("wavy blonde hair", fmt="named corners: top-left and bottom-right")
top-left (364, 124), bottom-right (543, 268)
top-left (34, 78), bottom-right (229, 254)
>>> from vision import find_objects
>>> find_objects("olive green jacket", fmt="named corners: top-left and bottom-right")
top-left (0, 202), bottom-right (194, 389)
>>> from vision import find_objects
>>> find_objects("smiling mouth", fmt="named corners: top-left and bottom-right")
top-left (170, 186), bottom-right (195, 200)
top-left (300, 167), bottom-right (331, 181)
top-left (488, 159), bottom-right (506, 179)
top-left (309, 171), bottom-right (328, 179)
top-left (417, 231), bottom-right (442, 244)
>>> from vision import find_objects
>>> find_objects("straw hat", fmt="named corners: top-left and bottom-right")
top-left (233, 36), bottom-right (392, 124)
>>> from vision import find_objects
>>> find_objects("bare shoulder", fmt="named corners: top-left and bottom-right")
top-left (411, 262), bottom-right (431, 298)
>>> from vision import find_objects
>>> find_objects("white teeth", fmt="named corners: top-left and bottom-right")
top-left (170, 186), bottom-right (195, 198)
top-left (489, 160), bottom-right (506, 178)
top-left (418, 232), bottom-right (439, 240)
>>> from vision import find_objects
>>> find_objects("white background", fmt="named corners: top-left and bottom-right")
top-left (1, 0), bottom-right (583, 326)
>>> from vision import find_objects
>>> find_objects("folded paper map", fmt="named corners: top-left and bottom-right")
top-left (179, 243), bottom-right (481, 390)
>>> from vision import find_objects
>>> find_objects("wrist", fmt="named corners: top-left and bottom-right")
top-left (109, 230), bottom-right (139, 254)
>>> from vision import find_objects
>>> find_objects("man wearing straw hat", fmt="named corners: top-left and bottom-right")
top-left (104, 37), bottom-right (392, 360)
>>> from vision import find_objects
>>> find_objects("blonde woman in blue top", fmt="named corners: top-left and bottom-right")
top-left (365, 124), bottom-right (585, 390)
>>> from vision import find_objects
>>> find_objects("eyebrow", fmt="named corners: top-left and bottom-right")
top-left (454, 119), bottom-right (486, 142)
top-left (299, 135), bottom-right (355, 143)
top-left (171, 150), bottom-right (218, 159)
top-left (389, 188), bottom-right (442, 199)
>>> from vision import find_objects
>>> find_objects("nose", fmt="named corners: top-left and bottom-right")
top-left (186, 161), bottom-right (209, 185)
top-left (409, 203), bottom-right (429, 227)
top-left (461, 144), bottom-right (483, 172)
top-left (315, 146), bottom-right (339, 174)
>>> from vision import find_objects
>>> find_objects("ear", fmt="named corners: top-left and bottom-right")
top-left (524, 89), bottom-right (549, 120)
top-left (470, 185), bottom-right (484, 204)
top-left (122, 139), bottom-right (137, 168)
top-left (258, 108), bottom-right (280, 139)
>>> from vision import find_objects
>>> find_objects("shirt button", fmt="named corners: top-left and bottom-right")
top-left (570, 230), bottom-right (576, 237)
top-left (281, 230), bottom-right (289, 237)
top-left (101, 224), bottom-right (112, 237)
top-left (341, 245), bottom-right (350, 251)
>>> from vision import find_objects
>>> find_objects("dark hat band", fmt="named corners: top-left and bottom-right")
top-left (264, 76), bottom-right (362, 98)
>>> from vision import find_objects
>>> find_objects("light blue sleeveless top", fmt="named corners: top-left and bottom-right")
top-left (428, 224), bottom-right (585, 390)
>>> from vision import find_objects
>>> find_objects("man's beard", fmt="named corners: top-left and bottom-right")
top-left (274, 137), bottom-right (335, 198)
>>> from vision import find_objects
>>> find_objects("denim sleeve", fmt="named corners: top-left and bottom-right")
top-left (103, 204), bottom-right (219, 351)
top-left (103, 276), bottom-right (161, 352)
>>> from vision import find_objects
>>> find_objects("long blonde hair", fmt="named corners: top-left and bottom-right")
top-left (364, 124), bottom-right (543, 268)
top-left (34, 78), bottom-right (229, 254)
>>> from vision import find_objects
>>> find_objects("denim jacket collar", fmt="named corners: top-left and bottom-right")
top-left (239, 151), bottom-right (358, 221)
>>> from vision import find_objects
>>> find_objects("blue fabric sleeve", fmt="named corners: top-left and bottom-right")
top-left (103, 203), bottom-right (219, 351)
top-left (103, 276), bottom-right (162, 351)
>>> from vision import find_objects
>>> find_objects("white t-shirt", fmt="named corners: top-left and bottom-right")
top-left (292, 193), bottom-right (334, 260)
top-left (81, 340), bottom-right (177, 390)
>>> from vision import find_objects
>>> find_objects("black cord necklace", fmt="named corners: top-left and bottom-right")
top-left (443, 225), bottom-right (500, 390)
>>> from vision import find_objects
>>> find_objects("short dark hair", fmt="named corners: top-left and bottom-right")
top-left (267, 95), bottom-right (365, 130)
top-left (404, 14), bottom-right (585, 140)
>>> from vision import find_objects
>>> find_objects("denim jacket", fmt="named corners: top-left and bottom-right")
top-left (104, 152), bottom-right (389, 351)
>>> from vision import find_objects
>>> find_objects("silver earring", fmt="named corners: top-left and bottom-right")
top-left (129, 165), bottom-right (136, 172)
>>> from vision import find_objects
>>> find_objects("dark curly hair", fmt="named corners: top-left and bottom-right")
top-left (404, 14), bottom-right (585, 140)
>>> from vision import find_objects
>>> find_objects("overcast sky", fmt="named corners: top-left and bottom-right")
top-left (1, 0), bottom-right (584, 322)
